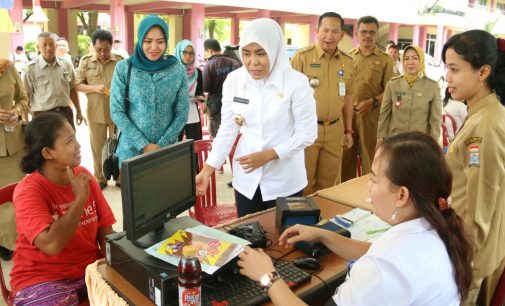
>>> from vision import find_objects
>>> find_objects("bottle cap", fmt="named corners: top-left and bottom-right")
top-left (182, 245), bottom-right (198, 257)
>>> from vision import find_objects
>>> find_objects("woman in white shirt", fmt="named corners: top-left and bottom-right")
top-left (195, 18), bottom-right (317, 217)
top-left (238, 131), bottom-right (474, 305)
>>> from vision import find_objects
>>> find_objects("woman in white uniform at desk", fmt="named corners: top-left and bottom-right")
top-left (238, 132), bottom-right (474, 305)
top-left (195, 18), bottom-right (317, 217)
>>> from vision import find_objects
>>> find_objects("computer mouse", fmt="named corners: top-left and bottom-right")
top-left (293, 256), bottom-right (321, 270)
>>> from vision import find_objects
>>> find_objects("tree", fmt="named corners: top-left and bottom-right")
top-left (76, 11), bottom-right (98, 37)
top-left (205, 18), bottom-right (230, 43)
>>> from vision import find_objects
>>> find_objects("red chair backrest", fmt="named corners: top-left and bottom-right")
top-left (0, 182), bottom-right (17, 306)
top-left (194, 140), bottom-right (217, 216)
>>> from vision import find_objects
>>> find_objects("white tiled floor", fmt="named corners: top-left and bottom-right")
top-left (0, 94), bottom-right (235, 306)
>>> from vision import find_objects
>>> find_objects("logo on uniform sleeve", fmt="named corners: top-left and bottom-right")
top-left (468, 145), bottom-right (480, 168)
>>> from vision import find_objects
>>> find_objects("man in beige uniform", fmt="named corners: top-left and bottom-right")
top-left (291, 12), bottom-right (354, 195)
top-left (23, 32), bottom-right (83, 129)
top-left (341, 16), bottom-right (393, 182)
top-left (76, 30), bottom-right (123, 189)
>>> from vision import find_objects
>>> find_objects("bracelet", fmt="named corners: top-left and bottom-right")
top-left (344, 129), bottom-right (353, 135)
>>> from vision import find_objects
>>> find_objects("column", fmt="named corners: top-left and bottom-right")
top-left (230, 14), bottom-right (239, 45)
top-left (434, 24), bottom-right (444, 63)
top-left (110, 0), bottom-right (126, 48)
top-left (9, 0), bottom-right (24, 52)
top-left (182, 10), bottom-right (191, 39)
top-left (352, 19), bottom-right (359, 48)
top-left (125, 11), bottom-right (134, 54)
top-left (57, 7), bottom-right (68, 39)
top-left (412, 24), bottom-right (420, 46)
top-left (190, 4), bottom-right (205, 63)
top-left (389, 23), bottom-right (399, 43)
top-left (257, 10), bottom-right (270, 18)
top-left (309, 15), bottom-right (318, 44)
top-left (419, 26), bottom-right (427, 51)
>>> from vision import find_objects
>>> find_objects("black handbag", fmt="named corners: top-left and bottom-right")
top-left (102, 60), bottom-right (132, 181)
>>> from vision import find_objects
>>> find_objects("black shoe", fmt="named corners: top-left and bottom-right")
top-left (227, 181), bottom-right (233, 188)
top-left (0, 246), bottom-right (13, 261)
top-left (99, 182), bottom-right (108, 190)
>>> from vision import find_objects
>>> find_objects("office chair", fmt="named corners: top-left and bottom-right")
top-left (0, 182), bottom-right (17, 306)
top-left (190, 140), bottom-right (237, 227)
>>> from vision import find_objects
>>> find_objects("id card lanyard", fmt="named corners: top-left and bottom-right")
top-left (338, 69), bottom-right (346, 96)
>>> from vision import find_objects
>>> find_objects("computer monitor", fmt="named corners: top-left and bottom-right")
top-left (121, 140), bottom-right (196, 248)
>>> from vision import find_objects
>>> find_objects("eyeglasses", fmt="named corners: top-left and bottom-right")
top-left (182, 51), bottom-right (195, 56)
top-left (359, 30), bottom-right (377, 36)
top-left (94, 47), bottom-right (111, 54)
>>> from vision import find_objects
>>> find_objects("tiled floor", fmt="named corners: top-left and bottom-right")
top-left (0, 95), bottom-right (235, 306)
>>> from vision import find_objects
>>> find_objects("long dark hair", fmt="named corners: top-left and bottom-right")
top-left (442, 29), bottom-right (505, 105)
top-left (379, 132), bottom-right (474, 301)
top-left (21, 113), bottom-right (68, 174)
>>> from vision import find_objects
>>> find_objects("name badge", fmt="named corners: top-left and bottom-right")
top-left (233, 97), bottom-right (249, 104)
top-left (310, 63), bottom-right (321, 68)
top-left (339, 81), bottom-right (346, 96)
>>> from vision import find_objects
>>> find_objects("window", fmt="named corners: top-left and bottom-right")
top-left (426, 34), bottom-right (436, 57)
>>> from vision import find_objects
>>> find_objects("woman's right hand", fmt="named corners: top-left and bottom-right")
top-left (66, 166), bottom-right (90, 203)
top-left (143, 143), bottom-right (160, 153)
top-left (195, 170), bottom-right (210, 197)
top-left (278, 224), bottom-right (323, 249)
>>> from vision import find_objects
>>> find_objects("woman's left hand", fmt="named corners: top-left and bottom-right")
top-left (237, 246), bottom-right (275, 282)
top-left (236, 149), bottom-right (278, 173)
top-left (343, 133), bottom-right (353, 150)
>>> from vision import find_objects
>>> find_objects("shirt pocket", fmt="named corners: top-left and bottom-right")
top-left (35, 78), bottom-right (49, 95)
top-left (85, 70), bottom-right (100, 84)
top-left (368, 64), bottom-right (384, 82)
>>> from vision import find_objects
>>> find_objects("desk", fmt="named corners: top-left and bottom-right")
top-left (88, 197), bottom-right (356, 305)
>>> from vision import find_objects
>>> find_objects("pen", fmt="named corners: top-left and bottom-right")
top-left (366, 228), bottom-right (389, 234)
top-left (334, 216), bottom-right (352, 228)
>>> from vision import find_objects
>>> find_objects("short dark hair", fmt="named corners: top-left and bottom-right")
top-left (387, 44), bottom-right (399, 51)
top-left (442, 29), bottom-right (505, 104)
top-left (379, 132), bottom-right (473, 301)
top-left (16, 46), bottom-right (23, 51)
top-left (92, 29), bottom-right (113, 45)
top-left (318, 12), bottom-right (344, 29)
top-left (114, 39), bottom-right (121, 44)
top-left (357, 15), bottom-right (379, 29)
top-left (21, 113), bottom-right (68, 174)
top-left (204, 39), bottom-right (221, 52)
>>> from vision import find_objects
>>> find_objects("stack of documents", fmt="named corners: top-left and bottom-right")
top-left (331, 208), bottom-right (391, 243)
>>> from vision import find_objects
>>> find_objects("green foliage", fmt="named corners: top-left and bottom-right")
top-left (24, 41), bottom-right (35, 55)
top-left (77, 35), bottom-right (91, 57)
top-left (205, 18), bottom-right (230, 43)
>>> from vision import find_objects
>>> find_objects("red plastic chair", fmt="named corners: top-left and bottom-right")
top-left (190, 140), bottom-right (237, 227)
top-left (0, 182), bottom-right (17, 306)
top-left (492, 268), bottom-right (505, 306)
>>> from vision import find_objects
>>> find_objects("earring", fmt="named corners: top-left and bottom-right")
top-left (391, 209), bottom-right (399, 223)
top-left (163, 54), bottom-right (167, 61)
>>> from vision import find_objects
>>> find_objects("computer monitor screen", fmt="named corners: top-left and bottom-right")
top-left (121, 140), bottom-right (195, 247)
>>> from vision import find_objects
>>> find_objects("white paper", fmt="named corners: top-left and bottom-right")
top-left (330, 209), bottom-right (391, 243)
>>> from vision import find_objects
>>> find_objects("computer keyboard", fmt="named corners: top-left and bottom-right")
top-left (202, 260), bottom-right (311, 306)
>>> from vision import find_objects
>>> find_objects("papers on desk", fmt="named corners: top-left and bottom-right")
top-left (330, 208), bottom-right (391, 243)
top-left (145, 225), bottom-right (250, 275)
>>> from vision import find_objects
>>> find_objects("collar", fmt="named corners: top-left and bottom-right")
top-left (381, 217), bottom-right (432, 242)
top-left (355, 46), bottom-right (380, 57)
top-left (90, 53), bottom-right (122, 64)
top-left (314, 43), bottom-right (340, 59)
top-left (37, 55), bottom-right (62, 69)
top-left (468, 93), bottom-right (500, 118)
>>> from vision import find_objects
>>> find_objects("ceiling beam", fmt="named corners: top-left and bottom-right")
top-left (126, 1), bottom-right (184, 13)
top-left (61, 0), bottom-right (103, 9)
top-left (204, 6), bottom-right (253, 14)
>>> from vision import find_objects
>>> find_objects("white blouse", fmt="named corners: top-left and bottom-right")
top-left (205, 66), bottom-right (317, 200)
top-left (333, 218), bottom-right (460, 306)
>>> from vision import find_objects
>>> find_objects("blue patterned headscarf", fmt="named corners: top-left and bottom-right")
top-left (131, 14), bottom-right (176, 72)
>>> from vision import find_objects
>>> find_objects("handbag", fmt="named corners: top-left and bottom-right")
top-left (102, 60), bottom-right (132, 181)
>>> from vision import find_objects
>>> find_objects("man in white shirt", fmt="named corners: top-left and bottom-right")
top-left (9, 46), bottom-right (29, 74)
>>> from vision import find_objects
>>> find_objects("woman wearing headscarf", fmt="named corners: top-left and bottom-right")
top-left (174, 39), bottom-right (205, 141)
top-left (377, 45), bottom-right (441, 142)
top-left (195, 18), bottom-right (317, 217)
top-left (0, 58), bottom-right (28, 261)
top-left (110, 15), bottom-right (189, 163)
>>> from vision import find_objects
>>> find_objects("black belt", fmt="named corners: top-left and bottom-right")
top-left (317, 118), bottom-right (339, 126)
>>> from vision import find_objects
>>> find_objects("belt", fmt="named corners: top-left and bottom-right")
top-left (317, 118), bottom-right (339, 126)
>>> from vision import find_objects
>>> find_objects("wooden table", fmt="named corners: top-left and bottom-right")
top-left (93, 196), bottom-right (355, 305)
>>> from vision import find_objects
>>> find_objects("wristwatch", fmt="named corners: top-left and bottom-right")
top-left (259, 271), bottom-right (280, 292)
top-left (372, 97), bottom-right (380, 109)
top-left (344, 129), bottom-right (353, 135)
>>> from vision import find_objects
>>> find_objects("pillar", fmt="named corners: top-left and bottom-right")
top-left (309, 15), bottom-right (318, 44)
top-left (388, 23), bottom-right (399, 43)
top-left (57, 7), bottom-right (68, 39)
top-left (9, 0), bottom-right (24, 52)
top-left (434, 24), bottom-right (444, 63)
top-left (190, 4), bottom-right (205, 63)
top-left (412, 24), bottom-right (420, 46)
top-left (419, 26), bottom-right (427, 51)
top-left (110, 0), bottom-right (126, 49)
top-left (257, 10), bottom-right (270, 18)
top-left (352, 19), bottom-right (359, 48)
top-left (230, 14), bottom-right (239, 45)
top-left (126, 11), bottom-right (134, 54)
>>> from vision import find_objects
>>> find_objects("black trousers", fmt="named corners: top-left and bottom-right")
top-left (235, 187), bottom-right (303, 218)
top-left (34, 106), bottom-right (75, 130)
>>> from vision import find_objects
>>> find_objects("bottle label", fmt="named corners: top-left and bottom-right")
top-left (178, 285), bottom-right (201, 306)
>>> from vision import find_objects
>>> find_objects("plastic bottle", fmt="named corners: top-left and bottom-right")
top-left (178, 245), bottom-right (202, 306)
